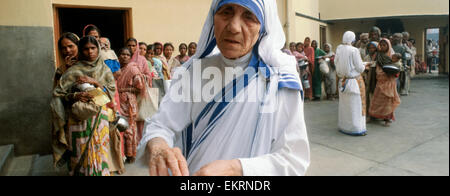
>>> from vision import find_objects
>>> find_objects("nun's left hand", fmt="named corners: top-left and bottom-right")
top-left (193, 160), bottom-right (243, 176)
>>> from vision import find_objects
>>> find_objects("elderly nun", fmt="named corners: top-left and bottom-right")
top-left (335, 31), bottom-right (367, 136)
top-left (135, 0), bottom-right (310, 176)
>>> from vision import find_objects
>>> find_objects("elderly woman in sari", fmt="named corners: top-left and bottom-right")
top-left (126, 38), bottom-right (153, 143)
top-left (100, 37), bottom-right (118, 61)
top-left (362, 41), bottom-right (379, 118)
top-left (303, 37), bottom-right (315, 101)
top-left (51, 36), bottom-right (119, 176)
top-left (136, 0), bottom-right (310, 176)
top-left (369, 26), bottom-right (382, 43)
top-left (116, 47), bottom-right (146, 163)
top-left (311, 40), bottom-right (326, 101)
top-left (323, 43), bottom-right (337, 100)
top-left (369, 38), bottom-right (401, 127)
top-left (358, 33), bottom-right (369, 58)
top-left (335, 31), bottom-right (367, 136)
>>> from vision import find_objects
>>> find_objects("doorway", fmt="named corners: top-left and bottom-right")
top-left (320, 25), bottom-right (327, 49)
top-left (53, 5), bottom-right (132, 67)
top-left (425, 28), bottom-right (440, 74)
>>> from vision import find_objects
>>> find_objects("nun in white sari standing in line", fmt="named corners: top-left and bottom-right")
top-left (335, 31), bottom-right (367, 136)
top-left (135, 0), bottom-right (310, 176)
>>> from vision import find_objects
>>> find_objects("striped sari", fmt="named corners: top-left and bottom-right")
top-left (68, 106), bottom-right (112, 176)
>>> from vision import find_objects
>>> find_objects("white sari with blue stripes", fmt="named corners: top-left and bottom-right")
top-left (136, 0), bottom-right (310, 176)
top-left (136, 52), bottom-right (310, 175)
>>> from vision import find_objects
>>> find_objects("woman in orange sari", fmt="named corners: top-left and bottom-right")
top-left (369, 38), bottom-right (401, 127)
top-left (303, 37), bottom-right (315, 101)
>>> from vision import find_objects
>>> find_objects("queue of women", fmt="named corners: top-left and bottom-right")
top-left (50, 20), bottom-right (415, 176)
top-left (51, 24), bottom-right (197, 176)
top-left (285, 26), bottom-right (416, 136)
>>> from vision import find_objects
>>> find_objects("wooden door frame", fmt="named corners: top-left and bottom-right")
top-left (320, 25), bottom-right (327, 49)
top-left (52, 4), bottom-right (133, 67)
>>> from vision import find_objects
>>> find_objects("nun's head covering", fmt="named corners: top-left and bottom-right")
top-left (185, 0), bottom-right (295, 72)
top-left (342, 31), bottom-right (356, 45)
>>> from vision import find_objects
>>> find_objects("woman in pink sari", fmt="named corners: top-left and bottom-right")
top-left (126, 38), bottom-right (153, 142)
top-left (369, 38), bottom-right (401, 127)
top-left (117, 47), bottom-right (146, 163)
top-left (303, 37), bottom-right (315, 100)
top-left (126, 38), bottom-right (153, 83)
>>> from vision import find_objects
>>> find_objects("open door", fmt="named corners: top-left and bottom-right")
top-left (425, 28), bottom-right (440, 74)
top-left (53, 5), bottom-right (133, 67)
top-left (439, 27), bottom-right (447, 74)
top-left (320, 25), bottom-right (327, 49)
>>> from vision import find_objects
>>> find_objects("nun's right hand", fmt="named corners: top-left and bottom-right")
top-left (146, 137), bottom-right (189, 176)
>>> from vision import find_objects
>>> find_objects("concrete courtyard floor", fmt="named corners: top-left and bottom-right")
top-left (6, 77), bottom-right (447, 176)
top-left (122, 76), bottom-right (449, 176)
top-left (304, 77), bottom-right (449, 176)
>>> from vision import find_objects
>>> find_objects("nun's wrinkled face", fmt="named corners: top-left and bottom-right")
top-left (214, 4), bottom-right (261, 59)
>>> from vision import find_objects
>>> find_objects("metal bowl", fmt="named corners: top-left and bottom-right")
top-left (115, 115), bottom-right (129, 132)
top-left (382, 65), bottom-right (401, 75)
top-left (77, 83), bottom-right (95, 91)
top-left (298, 60), bottom-right (308, 69)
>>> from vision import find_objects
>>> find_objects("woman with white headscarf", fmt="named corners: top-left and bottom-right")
top-left (135, 0), bottom-right (310, 176)
top-left (323, 43), bottom-right (337, 100)
top-left (335, 31), bottom-right (367, 136)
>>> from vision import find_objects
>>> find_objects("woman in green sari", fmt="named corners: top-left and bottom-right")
top-left (311, 40), bottom-right (327, 100)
